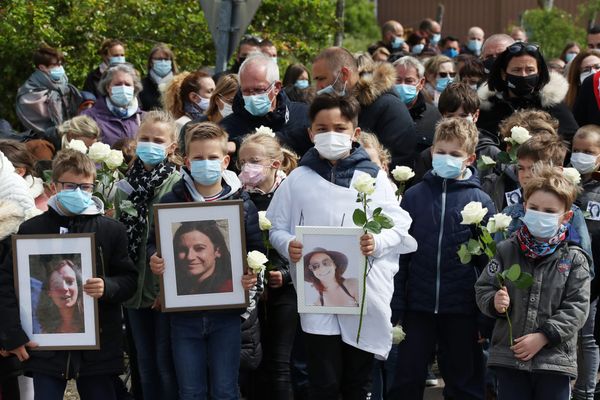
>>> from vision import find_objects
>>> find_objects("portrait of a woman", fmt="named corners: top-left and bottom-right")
top-left (35, 259), bottom-right (84, 334)
top-left (173, 220), bottom-right (233, 295)
top-left (303, 248), bottom-right (359, 308)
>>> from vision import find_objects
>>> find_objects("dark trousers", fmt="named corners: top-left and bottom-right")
top-left (388, 311), bottom-right (485, 400)
top-left (32, 373), bottom-right (117, 400)
top-left (495, 367), bottom-right (571, 400)
top-left (304, 332), bottom-right (374, 400)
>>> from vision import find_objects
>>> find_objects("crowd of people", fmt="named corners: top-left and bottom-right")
top-left (1, 13), bottom-right (600, 400)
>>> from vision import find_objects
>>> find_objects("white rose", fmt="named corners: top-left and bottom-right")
top-left (507, 126), bottom-right (531, 145)
top-left (460, 201), bottom-right (488, 225)
top-left (486, 213), bottom-right (512, 233)
top-left (104, 149), bottom-right (125, 169)
top-left (391, 166), bottom-right (415, 182)
top-left (87, 142), bottom-right (111, 162)
top-left (353, 174), bottom-right (376, 195)
top-left (255, 125), bottom-right (275, 137)
top-left (392, 325), bottom-right (406, 344)
top-left (247, 250), bottom-right (269, 273)
top-left (67, 139), bottom-right (88, 154)
top-left (258, 211), bottom-right (272, 231)
top-left (563, 167), bottom-right (581, 185)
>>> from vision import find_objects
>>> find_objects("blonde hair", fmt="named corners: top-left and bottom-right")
top-left (205, 74), bottom-right (239, 122)
top-left (239, 131), bottom-right (298, 175)
top-left (162, 71), bottom-right (190, 118)
top-left (358, 131), bottom-right (391, 170)
top-left (574, 124), bottom-right (600, 147)
top-left (184, 122), bottom-right (228, 155)
top-left (433, 118), bottom-right (479, 154)
top-left (424, 55), bottom-right (453, 80)
top-left (498, 110), bottom-right (558, 141)
top-left (52, 149), bottom-right (97, 182)
top-left (523, 165), bottom-right (580, 211)
top-left (58, 116), bottom-right (101, 148)
top-left (137, 110), bottom-right (182, 165)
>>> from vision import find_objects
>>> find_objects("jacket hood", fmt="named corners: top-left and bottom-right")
top-left (354, 61), bottom-right (397, 107)
top-left (299, 144), bottom-right (379, 179)
top-left (476, 128), bottom-right (500, 150)
top-left (0, 199), bottom-right (26, 240)
top-left (478, 71), bottom-right (569, 111)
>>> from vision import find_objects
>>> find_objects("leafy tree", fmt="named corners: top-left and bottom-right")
top-left (521, 7), bottom-right (586, 58)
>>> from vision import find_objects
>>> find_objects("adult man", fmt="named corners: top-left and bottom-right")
top-left (480, 34), bottom-right (515, 74)
top-left (371, 20), bottom-right (409, 58)
top-left (220, 53), bottom-right (312, 158)
top-left (587, 25), bottom-right (600, 49)
top-left (16, 45), bottom-right (81, 150)
top-left (418, 18), bottom-right (442, 54)
top-left (259, 39), bottom-right (278, 64)
top-left (312, 47), bottom-right (417, 167)
top-left (510, 26), bottom-right (528, 42)
top-left (461, 26), bottom-right (485, 57)
top-left (440, 36), bottom-right (460, 58)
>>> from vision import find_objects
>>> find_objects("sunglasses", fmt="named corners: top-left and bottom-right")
top-left (507, 42), bottom-right (540, 54)
top-left (438, 72), bottom-right (457, 78)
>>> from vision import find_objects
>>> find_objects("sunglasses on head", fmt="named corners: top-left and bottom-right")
top-left (507, 42), bottom-right (540, 54)
top-left (438, 72), bottom-right (457, 78)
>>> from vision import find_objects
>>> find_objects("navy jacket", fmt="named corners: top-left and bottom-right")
top-left (392, 167), bottom-right (496, 317)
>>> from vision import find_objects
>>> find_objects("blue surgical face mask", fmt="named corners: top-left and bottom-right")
top-left (522, 209), bottom-right (562, 239)
top-left (442, 48), bottom-right (459, 58)
top-left (49, 65), bottom-right (65, 81)
top-left (467, 39), bottom-right (483, 55)
top-left (109, 56), bottom-right (126, 65)
top-left (430, 33), bottom-right (441, 45)
top-left (317, 72), bottom-right (346, 96)
top-left (391, 36), bottom-right (404, 49)
top-left (295, 79), bottom-right (309, 90)
top-left (152, 59), bottom-right (172, 77)
top-left (565, 52), bottom-right (577, 63)
top-left (136, 142), bottom-right (167, 166)
top-left (110, 85), bottom-right (135, 107)
top-left (57, 188), bottom-right (93, 215)
top-left (190, 159), bottom-right (222, 186)
top-left (243, 86), bottom-right (274, 117)
top-left (271, 57), bottom-right (278, 65)
top-left (432, 154), bottom-right (465, 179)
top-left (411, 44), bottom-right (425, 55)
top-left (395, 84), bottom-right (418, 104)
top-left (435, 76), bottom-right (454, 92)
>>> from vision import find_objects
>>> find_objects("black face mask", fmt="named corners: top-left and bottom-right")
top-left (483, 57), bottom-right (496, 74)
top-left (505, 73), bottom-right (539, 97)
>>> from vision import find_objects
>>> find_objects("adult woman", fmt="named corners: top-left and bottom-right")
top-left (140, 43), bottom-right (178, 111)
top-left (560, 42), bottom-right (581, 64)
top-left (282, 63), bottom-right (315, 104)
top-left (303, 248), bottom-right (359, 307)
top-left (477, 42), bottom-right (579, 143)
top-left (565, 49), bottom-right (600, 109)
top-left (163, 71), bottom-right (216, 132)
top-left (83, 39), bottom-right (126, 97)
top-left (57, 115), bottom-right (101, 149)
top-left (173, 220), bottom-right (232, 295)
top-left (423, 55), bottom-right (455, 105)
top-left (35, 259), bottom-right (84, 334)
top-left (82, 63), bottom-right (144, 147)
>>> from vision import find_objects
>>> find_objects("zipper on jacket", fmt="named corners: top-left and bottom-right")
top-left (65, 351), bottom-right (71, 380)
top-left (434, 179), bottom-right (447, 314)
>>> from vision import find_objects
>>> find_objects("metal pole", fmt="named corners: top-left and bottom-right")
top-left (215, 0), bottom-right (232, 74)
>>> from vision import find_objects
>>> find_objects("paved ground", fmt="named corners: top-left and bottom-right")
top-left (424, 380), bottom-right (445, 400)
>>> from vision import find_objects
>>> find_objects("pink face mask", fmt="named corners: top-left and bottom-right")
top-left (238, 163), bottom-right (267, 187)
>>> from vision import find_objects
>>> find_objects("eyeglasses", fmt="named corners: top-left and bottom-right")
top-left (581, 64), bottom-right (600, 74)
top-left (241, 81), bottom-right (275, 97)
top-left (438, 72), bottom-right (457, 78)
top-left (507, 42), bottom-right (540, 54)
top-left (308, 258), bottom-right (334, 272)
top-left (57, 181), bottom-right (95, 192)
top-left (236, 158), bottom-right (271, 170)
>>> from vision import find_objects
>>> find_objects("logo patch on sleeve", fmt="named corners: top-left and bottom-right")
top-left (487, 259), bottom-right (500, 276)
top-left (557, 258), bottom-right (572, 277)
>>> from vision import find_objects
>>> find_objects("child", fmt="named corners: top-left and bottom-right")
top-left (389, 117), bottom-right (496, 399)
top-left (358, 131), bottom-right (391, 173)
top-left (475, 166), bottom-right (590, 400)
top-left (266, 94), bottom-right (417, 399)
top-left (0, 149), bottom-right (137, 399)
top-left (147, 121), bottom-right (263, 399)
top-left (115, 110), bottom-right (181, 400)
top-left (237, 130), bottom-right (298, 399)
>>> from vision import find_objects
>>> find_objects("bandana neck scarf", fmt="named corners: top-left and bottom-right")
top-left (516, 224), bottom-right (567, 259)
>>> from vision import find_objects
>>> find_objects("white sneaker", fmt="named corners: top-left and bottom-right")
top-left (425, 378), bottom-right (438, 387)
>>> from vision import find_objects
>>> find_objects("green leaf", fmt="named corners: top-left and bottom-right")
top-left (374, 214), bottom-right (394, 229)
top-left (457, 244), bottom-right (472, 264)
top-left (481, 228), bottom-right (494, 244)
top-left (119, 200), bottom-right (138, 217)
top-left (467, 239), bottom-right (482, 255)
top-left (514, 272), bottom-right (534, 290)
top-left (42, 169), bottom-right (53, 183)
top-left (487, 240), bottom-right (497, 256)
top-left (505, 264), bottom-right (521, 282)
top-left (497, 152), bottom-right (513, 165)
top-left (373, 207), bottom-right (382, 217)
top-left (364, 220), bottom-right (382, 234)
top-left (353, 209), bottom-right (367, 227)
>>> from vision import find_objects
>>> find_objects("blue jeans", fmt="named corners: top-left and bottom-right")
top-left (573, 299), bottom-right (599, 400)
top-left (32, 372), bottom-right (116, 400)
top-left (495, 367), bottom-right (570, 400)
top-left (126, 307), bottom-right (178, 400)
top-left (170, 312), bottom-right (241, 400)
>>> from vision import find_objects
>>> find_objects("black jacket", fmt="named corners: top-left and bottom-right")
top-left (83, 67), bottom-right (103, 98)
top-left (220, 90), bottom-right (313, 159)
top-left (139, 76), bottom-right (162, 111)
top-left (0, 207), bottom-right (137, 379)
top-left (409, 92), bottom-right (442, 155)
top-left (573, 72), bottom-right (600, 126)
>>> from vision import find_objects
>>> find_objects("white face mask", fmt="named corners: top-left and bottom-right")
top-left (313, 132), bottom-right (353, 160)
top-left (570, 152), bottom-right (598, 174)
top-left (580, 69), bottom-right (599, 84)
top-left (220, 102), bottom-right (233, 118)
top-left (196, 96), bottom-right (210, 112)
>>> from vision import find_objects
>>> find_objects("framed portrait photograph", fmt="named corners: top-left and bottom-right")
top-left (154, 200), bottom-right (249, 312)
top-left (295, 226), bottom-right (366, 315)
top-left (12, 233), bottom-right (99, 350)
